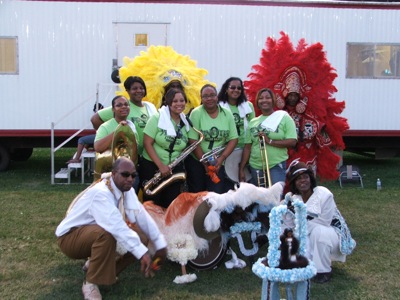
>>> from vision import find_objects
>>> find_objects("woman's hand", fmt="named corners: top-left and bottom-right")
top-left (158, 164), bottom-right (171, 178)
top-left (238, 168), bottom-right (246, 182)
top-left (258, 132), bottom-right (271, 145)
top-left (215, 155), bottom-right (225, 172)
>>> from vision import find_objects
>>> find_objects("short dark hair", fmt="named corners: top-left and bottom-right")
top-left (111, 95), bottom-right (127, 108)
top-left (164, 88), bottom-right (187, 106)
top-left (123, 76), bottom-right (147, 97)
top-left (256, 88), bottom-right (276, 108)
top-left (200, 84), bottom-right (217, 95)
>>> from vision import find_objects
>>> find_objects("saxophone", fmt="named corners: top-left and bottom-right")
top-left (143, 124), bottom-right (204, 196)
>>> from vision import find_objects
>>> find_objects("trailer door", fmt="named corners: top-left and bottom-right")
top-left (113, 22), bottom-right (169, 69)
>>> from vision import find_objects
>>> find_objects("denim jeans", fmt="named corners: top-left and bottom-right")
top-left (249, 161), bottom-right (286, 187)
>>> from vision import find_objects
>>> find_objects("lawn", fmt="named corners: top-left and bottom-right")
top-left (0, 149), bottom-right (399, 299)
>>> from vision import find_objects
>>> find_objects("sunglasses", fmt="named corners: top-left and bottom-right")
top-left (229, 85), bottom-right (242, 91)
top-left (118, 171), bottom-right (138, 179)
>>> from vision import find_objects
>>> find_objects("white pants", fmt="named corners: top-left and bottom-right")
top-left (307, 224), bottom-right (345, 273)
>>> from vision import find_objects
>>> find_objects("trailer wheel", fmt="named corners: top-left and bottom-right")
top-left (11, 148), bottom-right (33, 161)
top-left (0, 145), bottom-right (11, 171)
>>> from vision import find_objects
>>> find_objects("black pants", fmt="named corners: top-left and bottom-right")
top-left (184, 155), bottom-right (234, 194)
top-left (140, 158), bottom-right (185, 208)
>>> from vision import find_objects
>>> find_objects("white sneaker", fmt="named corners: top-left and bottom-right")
top-left (82, 281), bottom-right (102, 300)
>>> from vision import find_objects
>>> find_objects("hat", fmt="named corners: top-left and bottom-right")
top-left (286, 159), bottom-right (313, 183)
top-left (193, 201), bottom-right (220, 240)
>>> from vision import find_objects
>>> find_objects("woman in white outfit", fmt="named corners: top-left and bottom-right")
top-left (283, 159), bottom-right (356, 283)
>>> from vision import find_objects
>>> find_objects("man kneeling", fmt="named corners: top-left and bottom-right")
top-left (55, 157), bottom-right (167, 300)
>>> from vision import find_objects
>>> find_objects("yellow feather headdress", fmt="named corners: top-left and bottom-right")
top-left (118, 45), bottom-right (214, 114)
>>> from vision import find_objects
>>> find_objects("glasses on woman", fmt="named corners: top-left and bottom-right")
top-left (115, 103), bottom-right (129, 108)
top-left (201, 93), bottom-right (217, 100)
top-left (229, 85), bottom-right (242, 90)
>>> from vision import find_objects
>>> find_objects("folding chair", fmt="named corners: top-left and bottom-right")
top-left (338, 165), bottom-right (363, 188)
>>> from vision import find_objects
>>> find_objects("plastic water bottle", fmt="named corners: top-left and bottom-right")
top-left (377, 178), bottom-right (382, 191)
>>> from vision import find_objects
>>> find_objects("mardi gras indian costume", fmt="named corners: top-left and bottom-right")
top-left (245, 32), bottom-right (349, 180)
top-left (118, 45), bottom-right (213, 114)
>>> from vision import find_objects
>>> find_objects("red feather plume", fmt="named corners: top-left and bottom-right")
top-left (245, 32), bottom-right (349, 181)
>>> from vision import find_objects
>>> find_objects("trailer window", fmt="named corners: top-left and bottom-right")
top-left (0, 37), bottom-right (18, 74)
top-left (346, 43), bottom-right (400, 79)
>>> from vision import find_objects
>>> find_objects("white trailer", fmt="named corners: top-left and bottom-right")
top-left (1, 0), bottom-right (400, 171)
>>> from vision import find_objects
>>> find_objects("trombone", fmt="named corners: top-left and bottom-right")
top-left (257, 133), bottom-right (272, 188)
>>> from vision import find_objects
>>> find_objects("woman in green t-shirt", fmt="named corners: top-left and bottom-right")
top-left (140, 88), bottom-right (193, 208)
top-left (217, 77), bottom-right (255, 149)
top-left (239, 88), bottom-right (297, 187)
top-left (186, 84), bottom-right (238, 194)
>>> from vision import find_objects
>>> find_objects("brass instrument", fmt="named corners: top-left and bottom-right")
top-left (93, 124), bottom-right (138, 181)
top-left (200, 146), bottom-right (224, 165)
top-left (143, 125), bottom-right (204, 196)
top-left (257, 134), bottom-right (272, 188)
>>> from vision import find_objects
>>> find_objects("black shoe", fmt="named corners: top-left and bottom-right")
top-left (312, 272), bottom-right (332, 284)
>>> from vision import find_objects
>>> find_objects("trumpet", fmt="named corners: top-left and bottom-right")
top-left (200, 146), bottom-right (225, 183)
top-left (199, 146), bottom-right (224, 165)
top-left (257, 133), bottom-right (272, 188)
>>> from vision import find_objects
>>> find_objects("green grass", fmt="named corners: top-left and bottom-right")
top-left (1, 149), bottom-right (399, 299)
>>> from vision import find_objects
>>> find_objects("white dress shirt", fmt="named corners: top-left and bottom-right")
top-left (56, 178), bottom-right (166, 259)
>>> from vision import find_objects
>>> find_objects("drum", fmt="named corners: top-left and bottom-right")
top-left (187, 234), bottom-right (227, 271)
top-left (224, 148), bottom-right (252, 183)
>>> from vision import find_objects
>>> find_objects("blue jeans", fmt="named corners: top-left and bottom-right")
top-left (78, 134), bottom-right (95, 146)
top-left (249, 162), bottom-right (286, 187)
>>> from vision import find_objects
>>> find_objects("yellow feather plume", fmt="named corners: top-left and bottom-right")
top-left (118, 45), bottom-right (214, 113)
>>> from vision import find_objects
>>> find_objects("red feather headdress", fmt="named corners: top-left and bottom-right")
top-left (245, 32), bottom-right (349, 181)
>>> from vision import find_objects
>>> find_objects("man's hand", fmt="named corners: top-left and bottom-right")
top-left (140, 252), bottom-right (152, 277)
top-left (152, 247), bottom-right (167, 271)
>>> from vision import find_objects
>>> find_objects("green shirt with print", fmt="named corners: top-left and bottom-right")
top-left (98, 101), bottom-right (156, 155)
top-left (94, 118), bottom-right (139, 145)
top-left (188, 105), bottom-right (238, 157)
top-left (227, 102), bottom-right (255, 148)
top-left (142, 113), bottom-right (194, 165)
top-left (245, 113), bottom-right (297, 169)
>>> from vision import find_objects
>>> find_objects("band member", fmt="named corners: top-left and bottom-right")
top-left (239, 88), bottom-right (297, 186)
top-left (55, 157), bottom-right (167, 299)
top-left (94, 96), bottom-right (137, 153)
top-left (92, 76), bottom-right (156, 157)
top-left (185, 84), bottom-right (238, 193)
top-left (141, 88), bottom-right (194, 208)
top-left (218, 77), bottom-right (255, 149)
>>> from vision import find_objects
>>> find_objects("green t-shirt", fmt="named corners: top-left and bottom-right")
top-left (226, 102), bottom-right (255, 148)
top-left (98, 101), bottom-right (156, 155)
top-left (142, 113), bottom-right (194, 165)
top-left (245, 113), bottom-right (297, 169)
top-left (95, 119), bottom-right (139, 145)
top-left (188, 105), bottom-right (238, 156)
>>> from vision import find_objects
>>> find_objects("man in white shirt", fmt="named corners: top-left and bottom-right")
top-left (56, 157), bottom-right (167, 300)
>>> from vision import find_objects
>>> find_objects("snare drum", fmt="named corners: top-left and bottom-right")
top-left (187, 234), bottom-right (227, 271)
top-left (224, 148), bottom-right (252, 183)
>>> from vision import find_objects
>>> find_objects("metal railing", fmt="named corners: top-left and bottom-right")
top-left (50, 83), bottom-right (118, 184)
